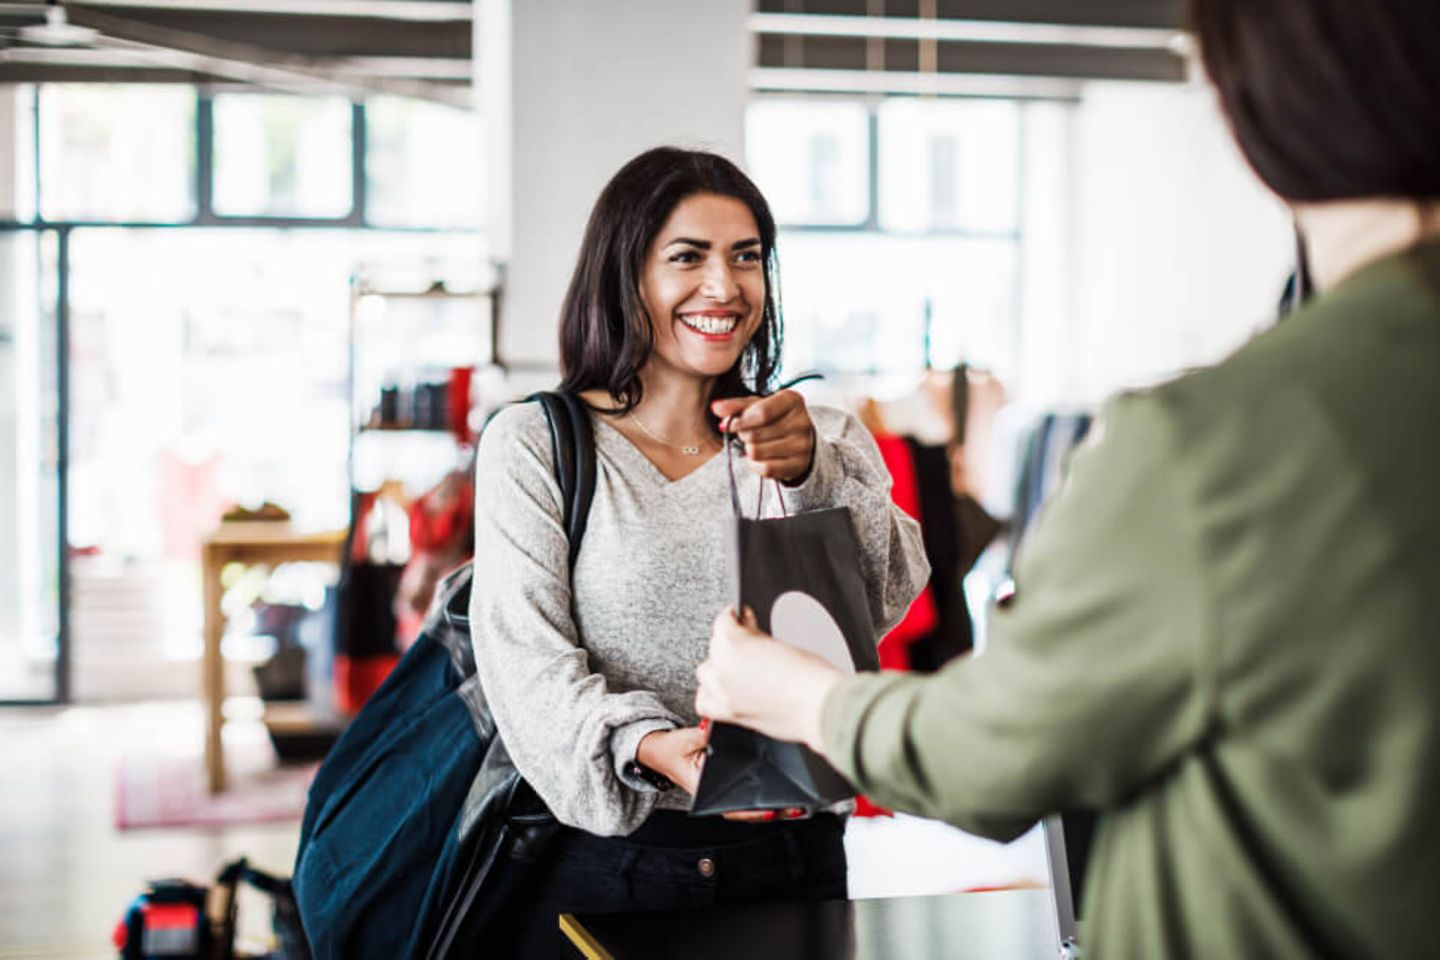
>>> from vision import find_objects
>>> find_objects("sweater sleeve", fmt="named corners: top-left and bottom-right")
top-left (817, 392), bottom-right (1215, 840)
top-left (784, 405), bottom-right (931, 636)
top-left (468, 405), bottom-right (683, 837)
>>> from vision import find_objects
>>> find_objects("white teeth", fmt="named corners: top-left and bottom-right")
top-left (679, 314), bottom-right (739, 335)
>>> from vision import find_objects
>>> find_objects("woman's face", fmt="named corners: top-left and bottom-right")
top-left (638, 192), bottom-right (766, 387)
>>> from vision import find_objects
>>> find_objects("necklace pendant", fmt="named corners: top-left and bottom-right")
top-left (681, 445), bottom-right (701, 456)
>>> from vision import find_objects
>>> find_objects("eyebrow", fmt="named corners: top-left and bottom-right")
top-left (663, 237), bottom-right (762, 251)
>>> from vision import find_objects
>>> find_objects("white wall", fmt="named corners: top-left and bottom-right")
top-left (1014, 101), bottom-right (1074, 407)
top-left (477, 0), bottom-right (750, 378)
top-left (1062, 80), bottom-right (1293, 405)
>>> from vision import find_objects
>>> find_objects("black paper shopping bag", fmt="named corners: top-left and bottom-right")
top-left (691, 441), bottom-right (879, 817)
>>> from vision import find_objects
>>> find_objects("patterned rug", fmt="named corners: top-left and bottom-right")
top-left (114, 740), bottom-right (317, 831)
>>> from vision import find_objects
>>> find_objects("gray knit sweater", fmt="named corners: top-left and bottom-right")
top-left (468, 401), bottom-right (929, 836)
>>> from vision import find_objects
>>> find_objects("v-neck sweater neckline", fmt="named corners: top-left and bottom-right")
top-left (590, 413), bottom-right (726, 489)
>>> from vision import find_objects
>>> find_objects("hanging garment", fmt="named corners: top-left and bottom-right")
top-left (396, 471), bottom-right (475, 649)
top-left (905, 440), bottom-right (968, 671)
top-left (872, 434), bottom-right (938, 671)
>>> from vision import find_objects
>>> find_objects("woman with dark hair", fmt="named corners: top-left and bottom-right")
top-left (697, 1), bottom-right (1440, 956)
top-left (469, 146), bottom-right (928, 955)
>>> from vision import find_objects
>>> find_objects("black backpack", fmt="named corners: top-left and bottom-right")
top-left (292, 391), bottom-right (594, 959)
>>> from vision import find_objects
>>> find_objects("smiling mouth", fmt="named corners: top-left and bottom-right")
top-left (678, 312), bottom-right (741, 336)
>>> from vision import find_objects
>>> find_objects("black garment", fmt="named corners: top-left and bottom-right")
top-left (903, 440), bottom-right (1002, 672)
top-left (503, 813), bottom-right (848, 958)
top-left (905, 440), bottom-right (967, 671)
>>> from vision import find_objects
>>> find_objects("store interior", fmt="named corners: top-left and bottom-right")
top-left (1, 1), bottom-right (1297, 956)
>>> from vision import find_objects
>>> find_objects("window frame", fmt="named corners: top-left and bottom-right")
top-left (10, 84), bottom-right (481, 234)
top-left (752, 92), bottom-right (1026, 244)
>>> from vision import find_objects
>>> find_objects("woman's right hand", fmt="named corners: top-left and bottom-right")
top-left (636, 727), bottom-right (708, 796)
top-left (636, 725), bottom-right (810, 823)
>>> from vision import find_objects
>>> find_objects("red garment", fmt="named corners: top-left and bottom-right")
top-left (408, 474), bottom-right (474, 552)
top-left (333, 653), bottom-right (400, 715)
top-left (872, 434), bottom-right (938, 671)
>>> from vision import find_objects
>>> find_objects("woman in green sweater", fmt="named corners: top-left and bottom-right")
top-left (696, 0), bottom-right (1440, 956)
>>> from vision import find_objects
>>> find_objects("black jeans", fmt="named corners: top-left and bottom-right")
top-left (503, 812), bottom-right (848, 958)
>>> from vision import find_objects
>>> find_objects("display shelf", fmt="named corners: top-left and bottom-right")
top-left (347, 270), bottom-right (500, 498)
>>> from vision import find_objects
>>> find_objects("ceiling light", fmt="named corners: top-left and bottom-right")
top-left (19, 2), bottom-right (100, 47)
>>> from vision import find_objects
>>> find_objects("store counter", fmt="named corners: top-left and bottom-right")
top-left (560, 887), bottom-right (1059, 960)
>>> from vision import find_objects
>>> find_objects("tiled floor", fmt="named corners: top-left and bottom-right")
top-left (0, 702), bottom-right (300, 959)
top-left (0, 700), bottom-right (1052, 958)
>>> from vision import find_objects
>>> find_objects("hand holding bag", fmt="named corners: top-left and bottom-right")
top-left (690, 435), bottom-right (880, 817)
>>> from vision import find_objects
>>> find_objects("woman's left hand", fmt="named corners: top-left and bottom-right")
top-left (695, 607), bottom-right (843, 753)
top-left (711, 391), bottom-right (816, 484)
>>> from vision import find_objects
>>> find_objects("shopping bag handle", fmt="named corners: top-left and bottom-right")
top-left (723, 420), bottom-right (788, 520)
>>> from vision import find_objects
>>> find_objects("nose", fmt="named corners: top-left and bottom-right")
top-left (699, 259), bottom-right (739, 301)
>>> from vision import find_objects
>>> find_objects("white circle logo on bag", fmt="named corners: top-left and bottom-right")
top-left (769, 592), bottom-right (856, 674)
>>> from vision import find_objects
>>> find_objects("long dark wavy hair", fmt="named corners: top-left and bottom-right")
top-left (557, 147), bottom-right (783, 413)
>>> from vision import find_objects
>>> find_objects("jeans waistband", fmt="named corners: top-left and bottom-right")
top-left (623, 810), bottom-right (841, 848)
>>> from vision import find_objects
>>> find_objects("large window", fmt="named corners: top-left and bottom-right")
top-left (747, 96), bottom-right (1030, 384)
top-left (4, 83), bottom-right (487, 702)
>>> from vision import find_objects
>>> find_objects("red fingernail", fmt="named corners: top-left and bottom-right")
top-left (762, 810), bottom-right (777, 821)
top-left (699, 718), bottom-right (710, 732)
top-left (785, 807), bottom-right (805, 819)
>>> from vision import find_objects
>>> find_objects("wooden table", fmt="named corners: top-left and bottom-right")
top-left (201, 523), bottom-right (346, 793)
top-left (560, 888), bottom-right (1062, 960)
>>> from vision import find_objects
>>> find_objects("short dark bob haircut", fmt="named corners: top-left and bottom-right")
top-left (1191, 0), bottom-right (1440, 202)
top-left (558, 146), bottom-right (783, 413)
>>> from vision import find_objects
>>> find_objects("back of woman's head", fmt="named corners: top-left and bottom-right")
top-left (558, 147), bottom-right (782, 410)
top-left (1191, 0), bottom-right (1440, 202)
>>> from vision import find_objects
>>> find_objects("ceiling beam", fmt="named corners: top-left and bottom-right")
top-left (750, 13), bottom-right (1181, 51)
top-left (68, 2), bottom-right (471, 58)
top-left (754, 0), bottom-right (1185, 31)
top-left (57, 6), bottom-right (471, 104)
top-left (71, 0), bottom-right (471, 22)
top-left (756, 33), bottom-right (1184, 83)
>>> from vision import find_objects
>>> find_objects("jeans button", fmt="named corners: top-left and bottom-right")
top-left (697, 857), bottom-right (716, 878)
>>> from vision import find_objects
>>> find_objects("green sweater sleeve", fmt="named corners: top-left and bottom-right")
top-left (821, 393), bottom-right (1215, 840)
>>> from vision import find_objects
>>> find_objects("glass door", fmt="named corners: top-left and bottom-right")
top-left (0, 229), bottom-right (63, 703)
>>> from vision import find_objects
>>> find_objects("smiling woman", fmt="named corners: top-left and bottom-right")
top-left (466, 146), bottom-right (930, 956)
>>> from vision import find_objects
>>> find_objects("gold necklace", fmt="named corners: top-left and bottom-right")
top-left (628, 411), bottom-right (713, 456)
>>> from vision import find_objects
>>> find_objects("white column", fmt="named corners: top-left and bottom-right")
top-left (0, 86), bottom-right (18, 219)
top-left (477, 0), bottom-right (750, 381)
top-left (0, 86), bottom-right (25, 661)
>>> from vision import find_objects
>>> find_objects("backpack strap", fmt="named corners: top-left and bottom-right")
top-left (439, 390), bottom-right (596, 633)
top-left (528, 391), bottom-right (596, 570)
